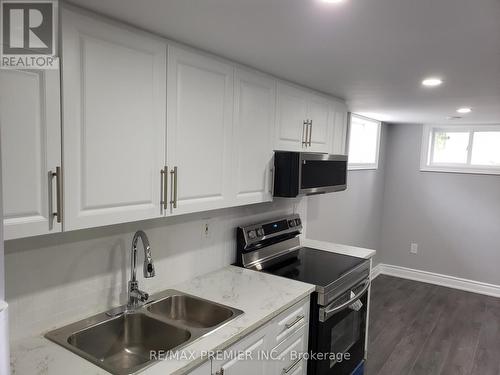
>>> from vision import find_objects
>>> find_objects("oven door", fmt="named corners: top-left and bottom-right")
top-left (315, 278), bottom-right (369, 375)
top-left (299, 153), bottom-right (347, 195)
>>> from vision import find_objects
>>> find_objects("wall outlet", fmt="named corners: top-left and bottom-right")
top-left (201, 219), bottom-right (213, 241)
top-left (410, 243), bottom-right (418, 254)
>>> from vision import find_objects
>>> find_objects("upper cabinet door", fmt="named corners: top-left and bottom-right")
top-left (0, 69), bottom-right (62, 240)
top-left (167, 45), bottom-right (234, 215)
top-left (62, 9), bottom-right (167, 230)
top-left (275, 82), bottom-right (308, 151)
top-left (233, 69), bottom-right (276, 205)
top-left (332, 102), bottom-right (349, 155)
top-left (307, 94), bottom-right (334, 153)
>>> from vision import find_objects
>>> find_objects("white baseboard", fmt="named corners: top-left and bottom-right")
top-left (370, 263), bottom-right (383, 280)
top-left (372, 263), bottom-right (500, 298)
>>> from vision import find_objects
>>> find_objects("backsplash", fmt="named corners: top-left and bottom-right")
top-left (5, 199), bottom-right (306, 341)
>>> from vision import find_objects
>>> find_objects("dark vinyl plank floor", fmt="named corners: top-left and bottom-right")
top-left (367, 275), bottom-right (500, 375)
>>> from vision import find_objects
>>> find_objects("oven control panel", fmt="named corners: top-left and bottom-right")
top-left (238, 214), bottom-right (303, 249)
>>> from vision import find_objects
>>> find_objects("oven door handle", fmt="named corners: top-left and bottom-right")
top-left (320, 279), bottom-right (370, 321)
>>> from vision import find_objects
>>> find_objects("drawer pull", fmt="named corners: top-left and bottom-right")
top-left (282, 358), bottom-right (301, 374)
top-left (285, 315), bottom-right (305, 330)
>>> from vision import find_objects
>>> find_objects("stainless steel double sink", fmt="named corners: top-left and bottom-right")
top-left (45, 290), bottom-right (243, 375)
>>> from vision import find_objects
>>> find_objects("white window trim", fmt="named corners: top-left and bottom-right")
top-left (347, 114), bottom-right (382, 171)
top-left (420, 124), bottom-right (500, 175)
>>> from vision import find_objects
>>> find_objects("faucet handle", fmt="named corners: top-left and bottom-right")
top-left (139, 291), bottom-right (149, 302)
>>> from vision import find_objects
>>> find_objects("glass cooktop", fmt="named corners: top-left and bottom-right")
top-left (263, 247), bottom-right (366, 287)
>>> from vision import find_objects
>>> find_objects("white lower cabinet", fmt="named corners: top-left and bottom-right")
top-left (210, 296), bottom-right (310, 375)
top-left (188, 361), bottom-right (212, 375)
top-left (271, 327), bottom-right (308, 375)
top-left (212, 325), bottom-right (270, 375)
top-left (0, 69), bottom-right (62, 240)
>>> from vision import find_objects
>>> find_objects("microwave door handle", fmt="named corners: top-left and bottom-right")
top-left (322, 279), bottom-right (370, 319)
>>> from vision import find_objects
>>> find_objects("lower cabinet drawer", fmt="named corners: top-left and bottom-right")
top-left (271, 298), bottom-right (310, 347)
top-left (270, 326), bottom-right (308, 375)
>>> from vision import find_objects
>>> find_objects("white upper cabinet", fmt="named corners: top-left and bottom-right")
top-left (0, 69), bottom-right (62, 240)
top-left (275, 82), bottom-right (309, 152)
top-left (233, 68), bottom-right (276, 205)
top-left (167, 45), bottom-right (234, 215)
top-left (275, 82), bottom-right (346, 154)
top-left (332, 102), bottom-right (349, 155)
top-left (0, 6), bottom-right (349, 239)
top-left (61, 8), bottom-right (167, 230)
top-left (308, 93), bottom-right (334, 153)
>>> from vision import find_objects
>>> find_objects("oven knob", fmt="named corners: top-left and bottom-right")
top-left (257, 228), bottom-right (264, 237)
top-left (248, 230), bottom-right (257, 239)
top-left (288, 220), bottom-right (296, 227)
top-left (295, 218), bottom-right (301, 226)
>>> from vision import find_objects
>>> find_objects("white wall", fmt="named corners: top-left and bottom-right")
top-left (306, 125), bottom-right (386, 264)
top-left (5, 199), bottom-right (306, 341)
top-left (380, 123), bottom-right (500, 285)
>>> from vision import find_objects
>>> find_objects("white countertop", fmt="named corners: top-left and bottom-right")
top-left (301, 238), bottom-right (376, 259)
top-left (10, 265), bottom-right (315, 375)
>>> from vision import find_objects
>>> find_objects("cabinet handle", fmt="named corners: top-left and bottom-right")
top-left (302, 120), bottom-right (308, 147)
top-left (170, 166), bottom-right (178, 209)
top-left (50, 167), bottom-right (62, 224)
top-left (285, 314), bottom-right (305, 330)
top-left (282, 358), bottom-right (302, 374)
top-left (308, 120), bottom-right (313, 146)
top-left (160, 166), bottom-right (168, 211)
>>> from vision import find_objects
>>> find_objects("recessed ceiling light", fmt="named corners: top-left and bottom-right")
top-left (457, 107), bottom-right (472, 114)
top-left (422, 78), bottom-right (443, 87)
top-left (321, 0), bottom-right (345, 4)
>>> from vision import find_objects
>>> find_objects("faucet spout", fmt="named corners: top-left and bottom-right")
top-left (128, 230), bottom-right (155, 309)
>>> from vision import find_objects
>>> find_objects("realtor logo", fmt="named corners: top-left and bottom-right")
top-left (1, 0), bottom-right (58, 69)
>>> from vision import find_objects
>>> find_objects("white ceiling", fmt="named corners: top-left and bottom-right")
top-left (68, 0), bottom-right (500, 124)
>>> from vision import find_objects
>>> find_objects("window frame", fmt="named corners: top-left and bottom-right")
top-left (420, 124), bottom-right (500, 175)
top-left (347, 113), bottom-right (382, 171)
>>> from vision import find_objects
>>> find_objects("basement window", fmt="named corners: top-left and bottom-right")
top-left (421, 124), bottom-right (500, 175)
top-left (348, 114), bottom-right (381, 170)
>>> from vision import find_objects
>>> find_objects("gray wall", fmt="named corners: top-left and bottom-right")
top-left (380, 123), bottom-right (500, 285)
top-left (306, 125), bottom-right (387, 265)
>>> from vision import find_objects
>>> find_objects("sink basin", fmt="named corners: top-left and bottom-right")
top-left (45, 289), bottom-right (243, 375)
top-left (148, 295), bottom-right (235, 328)
top-left (67, 313), bottom-right (190, 374)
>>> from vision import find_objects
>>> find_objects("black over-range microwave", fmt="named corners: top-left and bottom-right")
top-left (273, 151), bottom-right (348, 197)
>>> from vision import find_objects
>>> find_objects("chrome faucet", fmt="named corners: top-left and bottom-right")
top-left (127, 230), bottom-right (155, 309)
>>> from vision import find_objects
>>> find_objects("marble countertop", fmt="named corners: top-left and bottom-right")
top-left (10, 265), bottom-right (315, 375)
top-left (301, 238), bottom-right (377, 260)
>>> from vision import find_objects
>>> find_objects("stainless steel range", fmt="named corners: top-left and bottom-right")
top-left (237, 214), bottom-right (370, 375)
